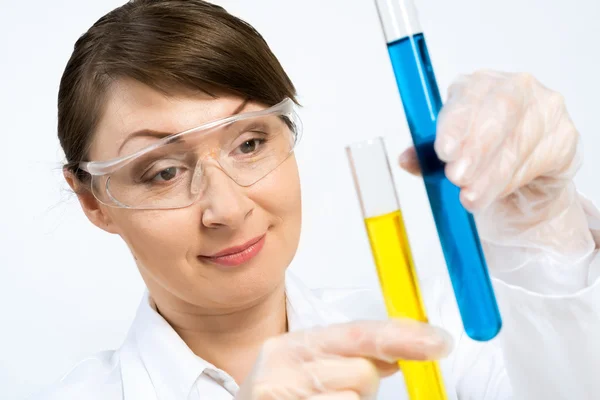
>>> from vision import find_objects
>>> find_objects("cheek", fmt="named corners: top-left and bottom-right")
top-left (109, 208), bottom-right (198, 271)
top-left (250, 156), bottom-right (302, 247)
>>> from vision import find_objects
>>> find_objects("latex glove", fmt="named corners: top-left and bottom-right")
top-left (399, 70), bottom-right (597, 293)
top-left (235, 319), bottom-right (452, 400)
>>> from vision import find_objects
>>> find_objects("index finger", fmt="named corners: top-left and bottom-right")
top-left (289, 319), bottom-right (453, 364)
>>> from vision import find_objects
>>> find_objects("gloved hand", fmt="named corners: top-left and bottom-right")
top-left (235, 319), bottom-right (452, 400)
top-left (399, 70), bottom-right (597, 293)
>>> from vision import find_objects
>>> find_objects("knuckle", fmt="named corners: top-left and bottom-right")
top-left (472, 68), bottom-right (491, 78)
top-left (548, 91), bottom-right (566, 109)
top-left (438, 102), bottom-right (468, 127)
top-left (515, 71), bottom-right (534, 85)
top-left (562, 126), bottom-right (580, 161)
top-left (345, 324), bottom-right (369, 346)
top-left (471, 68), bottom-right (501, 83)
top-left (568, 125), bottom-right (580, 143)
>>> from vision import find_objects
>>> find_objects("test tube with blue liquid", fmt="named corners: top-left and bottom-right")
top-left (373, 0), bottom-right (502, 341)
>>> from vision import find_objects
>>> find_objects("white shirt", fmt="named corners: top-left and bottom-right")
top-left (36, 200), bottom-right (600, 400)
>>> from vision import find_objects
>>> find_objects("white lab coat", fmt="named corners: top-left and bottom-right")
top-left (34, 201), bottom-right (600, 400)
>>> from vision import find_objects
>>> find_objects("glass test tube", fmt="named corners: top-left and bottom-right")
top-left (373, 0), bottom-right (502, 341)
top-left (347, 138), bottom-right (447, 400)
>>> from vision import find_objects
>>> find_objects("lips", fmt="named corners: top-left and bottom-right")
top-left (199, 234), bottom-right (266, 267)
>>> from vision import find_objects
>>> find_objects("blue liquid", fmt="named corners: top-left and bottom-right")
top-left (387, 34), bottom-right (502, 341)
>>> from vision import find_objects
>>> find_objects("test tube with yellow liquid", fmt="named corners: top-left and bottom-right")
top-left (346, 137), bottom-right (447, 400)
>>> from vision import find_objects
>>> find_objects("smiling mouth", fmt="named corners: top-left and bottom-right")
top-left (199, 234), bottom-right (266, 268)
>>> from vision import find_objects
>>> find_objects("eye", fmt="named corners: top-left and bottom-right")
top-left (144, 166), bottom-right (185, 184)
top-left (238, 139), bottom-right (265, 154)
top-left (154, 167), bottom-right (178, 181)
top-left (133, 153), bottom-right (192, 185)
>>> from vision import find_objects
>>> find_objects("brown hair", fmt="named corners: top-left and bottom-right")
top-left (58, 0), bottom-right (297, 181)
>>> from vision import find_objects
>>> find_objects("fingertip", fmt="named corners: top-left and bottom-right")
top-left (398, 147), bottom-right (422, 176)
top-left (459, 189), bottom-right (479, 212)
top-left (434, 135), bottom-right (460, 161)
top-left (445, 157), bottom-right (473, 186)
top-left (412, 324), bottom-right (454, 360)
top-left (372, 360), bottom-right (400, 378)
top-left (398, 146), bottom-right (415, 164)
top-left (431, 326), bottom-right (455, 359)
top-left (460, 185), bottom-right (497, 213)
top-left (383, 319), bottom-right (454, 361)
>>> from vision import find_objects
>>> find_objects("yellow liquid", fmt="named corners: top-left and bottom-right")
top-left (365, 210), bottom-right (448, 400)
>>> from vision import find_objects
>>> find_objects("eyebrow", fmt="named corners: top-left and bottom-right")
top-left (117, 99), bottom-right (251, 154)
top-left (117, 129), bottom-right (174, 154)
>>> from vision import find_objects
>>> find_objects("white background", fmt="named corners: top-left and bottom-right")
top-left (1, 0), bottom-right (599, 398)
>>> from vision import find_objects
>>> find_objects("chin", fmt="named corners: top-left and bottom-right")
top-left (204, 266), bottom-right (287, 309)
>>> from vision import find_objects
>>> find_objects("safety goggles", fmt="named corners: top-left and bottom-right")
top-left (79, 98), bottom-right (302, 210)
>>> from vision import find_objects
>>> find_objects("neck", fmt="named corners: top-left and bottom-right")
top-left (150, 281), bottom-right (288, 384)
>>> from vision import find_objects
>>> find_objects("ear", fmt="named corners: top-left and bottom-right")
top-left (64, 169), bottom-right (119, 234)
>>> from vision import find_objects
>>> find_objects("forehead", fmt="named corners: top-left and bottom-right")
top-left (90, 79), bottom-right (259, 161)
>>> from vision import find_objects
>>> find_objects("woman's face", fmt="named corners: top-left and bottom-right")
top-left (79, 79), bottom-right (302, 312)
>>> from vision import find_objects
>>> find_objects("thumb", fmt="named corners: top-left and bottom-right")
top-left (399, 147), bottom-right (422, 176)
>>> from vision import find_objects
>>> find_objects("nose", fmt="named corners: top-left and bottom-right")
top-left (198, 163), bottom-right (254, 230)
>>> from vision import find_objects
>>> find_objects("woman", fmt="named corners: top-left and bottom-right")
top-left (40, 0), bottom-right (600, 399)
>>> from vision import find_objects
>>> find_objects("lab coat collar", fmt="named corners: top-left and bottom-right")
top-left (120, 271), bottom-right (351, 400)
top-left (130, 292), bottom-right (211, 400)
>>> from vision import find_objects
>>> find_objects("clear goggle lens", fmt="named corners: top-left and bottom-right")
top-left (84, 101), bottom-right (300, 209)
